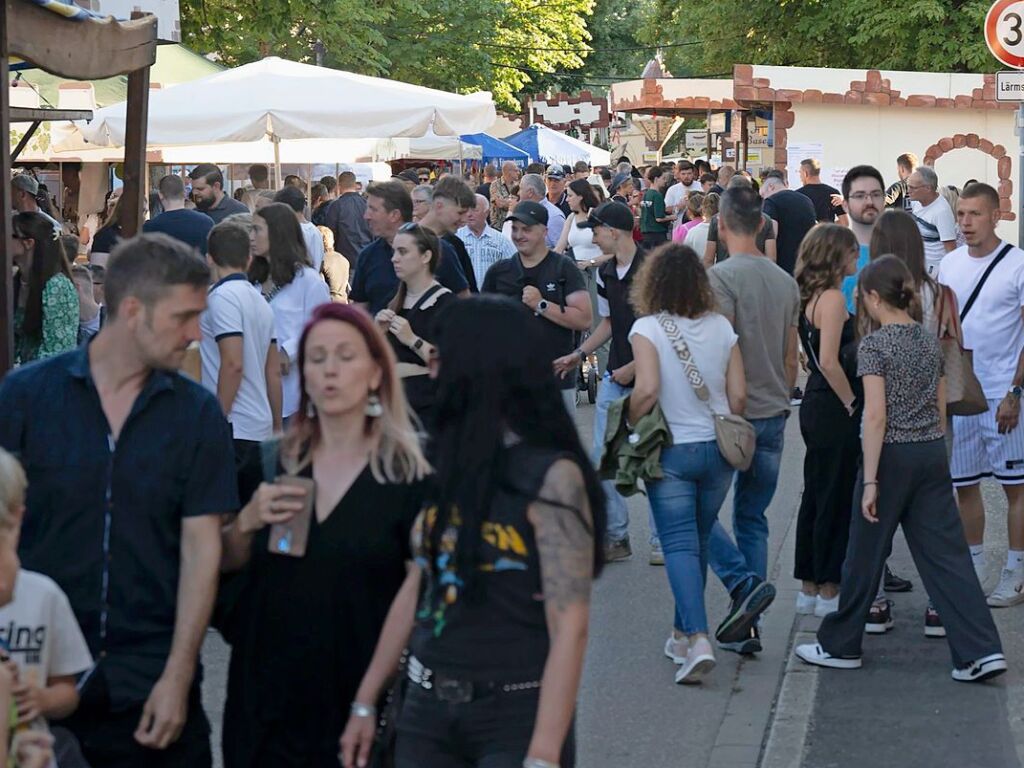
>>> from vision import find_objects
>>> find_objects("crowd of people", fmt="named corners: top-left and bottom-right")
top-left (0, 144), bottom-right (1020, 766)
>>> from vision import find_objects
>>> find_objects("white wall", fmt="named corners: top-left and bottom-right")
top-left (787, 103), bottom-right (1018, 243)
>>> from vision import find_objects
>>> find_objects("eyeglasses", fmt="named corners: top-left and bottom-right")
top-left (848, 192), bottom-right (884, 202)
top-left (418, 177), bottom-right (430, 183)
top-left (398, 222), bottom-right (422, 232)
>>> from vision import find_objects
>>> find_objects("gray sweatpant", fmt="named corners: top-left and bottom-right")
top-left (818, 438), bottom-right (1002, 668)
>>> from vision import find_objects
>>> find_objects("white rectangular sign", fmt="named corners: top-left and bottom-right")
top-left (997, 71), bottom-right (1024, 102)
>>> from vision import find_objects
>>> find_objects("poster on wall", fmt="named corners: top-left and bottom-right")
top-left (787, 142), bottom-right (824, 188)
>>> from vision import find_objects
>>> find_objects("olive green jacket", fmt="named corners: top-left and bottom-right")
top-left (598, 395), bottom-right (672, 497)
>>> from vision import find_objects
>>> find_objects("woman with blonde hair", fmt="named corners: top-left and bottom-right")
top-left (794, 224), bottom-right (863, 619)
top-left (220, 303), bottom-right (430, 768)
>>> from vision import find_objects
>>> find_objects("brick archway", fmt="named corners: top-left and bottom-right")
top-left (923, 135), bottom-right (1015, 221)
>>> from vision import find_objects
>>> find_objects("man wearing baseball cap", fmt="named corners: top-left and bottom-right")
top-left (481, 201), bottom-right (592, 413)
top-left (554, 201), bottom-right (660, 563)
top-left (545, 164), bottom-right (571, 217)
top-left (11, 173), bottom-right (61, 232)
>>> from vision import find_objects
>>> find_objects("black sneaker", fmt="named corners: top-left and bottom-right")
top-left (719, 627), bottom-right (762, 656)
top-left (865, 598), bottom-right (894, 634)
top-left (790, 386), bottom-right (804, 406)
top-left (604, 537), bottom-right (632, 563)
top-left (924, 603), bottom-right (946, 638)
top-left (715, 577), bottom-right (776, 644)
top-left (884, 564), bottom-right (913, 593)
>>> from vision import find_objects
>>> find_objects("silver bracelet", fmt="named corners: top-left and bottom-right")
top-left (350, 702), bottom-right (377, 718)
top-left (523, 760), bottom-right (559, 768)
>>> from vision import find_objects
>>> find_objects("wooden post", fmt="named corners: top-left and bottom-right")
top-left (0, 0), bottom-right (12, 377)
top-left (706, 109), bottom-right (712, 162)
top-left (119, 11), bottom-right (150, 238)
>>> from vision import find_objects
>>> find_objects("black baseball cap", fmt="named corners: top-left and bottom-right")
top-left (578, 201), bottom-right (634, 232)
top-left (506, 200), bottom-right (548, 227)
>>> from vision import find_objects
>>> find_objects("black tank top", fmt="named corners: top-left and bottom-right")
top-left (410, 443), bottom-right (567, 680)
top-left (800, 295), bottom-right (860, 397)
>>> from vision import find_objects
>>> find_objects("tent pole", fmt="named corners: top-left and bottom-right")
top-left (273, 135), bottom-right (282, 189)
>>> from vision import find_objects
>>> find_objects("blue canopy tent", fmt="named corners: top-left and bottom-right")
top-left (502, 123), bottom-right (611, 166)
top-left (459, 133), bottom-right (529, 166)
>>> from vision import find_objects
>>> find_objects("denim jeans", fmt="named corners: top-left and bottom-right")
top-left (708, 414), bottom-right (787, 596)
top-left (593, 373), bottom-right (660, 546)
top-left (647, 441), bottom-right (733, 634)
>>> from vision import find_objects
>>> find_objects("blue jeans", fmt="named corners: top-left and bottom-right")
top-left (647, 441), bottom-right (733, 634)
top-left (593, 374), bottom-right (660, 546)
top-left (708, 415), bottom-right (787, 596)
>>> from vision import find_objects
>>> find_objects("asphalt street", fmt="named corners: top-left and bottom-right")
top-left (200, 398), bottom-right (1024, 768)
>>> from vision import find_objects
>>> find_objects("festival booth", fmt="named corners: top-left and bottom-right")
top-left (503, 123), bottom-right (611, 166)
top-left (459, 133), bottom-right (530, 167)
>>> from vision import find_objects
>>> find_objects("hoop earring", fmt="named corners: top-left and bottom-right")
top-left (306, 400), bottom-right (317, 419)
top-left (366, 392), bottom-right (383, 418)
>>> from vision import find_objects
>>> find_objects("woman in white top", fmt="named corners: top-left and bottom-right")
top-left (556, 179), bottom-right (608, 269)
top-left (683, 192), bottom-right (719, 261)
top-left (251, 202), bottom-right (330, 421)
top-left (628, 243), bottom-right (746, 685)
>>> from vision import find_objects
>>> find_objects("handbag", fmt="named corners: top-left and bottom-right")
top-left (656, 313), bottom-right (756, 471)
top-left (937, 284), bottom-right (987, 416)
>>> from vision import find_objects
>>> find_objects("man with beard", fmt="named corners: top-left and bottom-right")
top-left (188, 164), bottom-right (248, 224)
top-left (840, 165), bottom-right (886, 312)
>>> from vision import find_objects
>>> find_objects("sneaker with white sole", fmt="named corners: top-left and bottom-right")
top-left (664, 634), bottom-right (689, 664)
top-left (865, 598), bottom-right (894, 634)
top-left (987, 567), bottom-right (1024, 608)
top-left (795, 643), bottom-right (862, 670)
top-left (814, 594), bottom-right (840, 618)
top-left (952, 653), bottom-right (1008, 683)
top-left (796, 592), bottom-right (817, 615)
top-left (924, 603), bottom-right (946, 638)
top-left (649, 543), bottom-right (665, 566)
top-left (675, 637), bottom-right (715, 684)
top-left (719, 627), bottom-right (762, 656)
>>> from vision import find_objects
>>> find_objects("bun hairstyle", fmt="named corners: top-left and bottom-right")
top-left (856, 254), bottom-right (921, 335)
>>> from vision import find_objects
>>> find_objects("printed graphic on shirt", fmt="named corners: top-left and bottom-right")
top-left (0, 621), bottom-right (45, 666)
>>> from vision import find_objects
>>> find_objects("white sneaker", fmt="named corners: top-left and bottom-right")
top-left (973, 558), bottom-right (987, 589)
top-left (675, 637), bottom-right (715, 684)
top-left (664, 634), bottom-right (689, 664)
top-left (796, 592), bottom-right (817, 615)
top-left (795, 642), bottom-right (862, 670)
top-left (814, 594), bottom-right (840, 618)
top-left (987, 567), bottom-right (1024, 608)
top-left (952, 653), bottom-right (1008, 682)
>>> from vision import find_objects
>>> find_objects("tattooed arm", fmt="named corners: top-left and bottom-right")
top-left (525, 459), bottom-right (594, 765)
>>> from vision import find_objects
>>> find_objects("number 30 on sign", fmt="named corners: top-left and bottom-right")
top-left (988, 0), bottom-right (1024, 68)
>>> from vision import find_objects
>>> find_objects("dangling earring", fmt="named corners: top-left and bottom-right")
top-left (366, 391), bottom-right (383, 418)
top-left (306, 400), bottom-right (317, 419)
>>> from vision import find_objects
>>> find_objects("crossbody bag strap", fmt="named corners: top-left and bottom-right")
top-left (960, 243), bottom-right (1013, 322)
top-left (656, 312), bottom-right (711, 402)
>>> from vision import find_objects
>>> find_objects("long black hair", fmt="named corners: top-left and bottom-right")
top-left (429, 295), bottom-right (606, 597)
top-left (255, 202), bottom-right (308, 287)
top-left (14, 212), bottom-right (72, 342)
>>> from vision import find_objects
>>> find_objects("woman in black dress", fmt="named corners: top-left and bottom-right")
top-left (375, 223), bottom-right (454, 431)
top-left (219, 302), bottom-right (431, 768)
top-left (342, 296), bottom-right (606, 768)
top-left (794, 224), bottom-right (862, 619)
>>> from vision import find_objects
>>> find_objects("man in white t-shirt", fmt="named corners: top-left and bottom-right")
top-left (908, 166), bottom-right (957, 276)
top-left (200, 221), bottom-right (282, 498)
top-left (938, 182), bottom-right (1024, 608)
top-left (664, 160), bottom-right (702, 224)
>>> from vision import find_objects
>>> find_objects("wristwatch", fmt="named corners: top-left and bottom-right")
top-left (413, 337), bottom-right (424, 351)
top-left (536, 299), bottom-right (550, 316)
top-left (1009, 385), bottom-right (1022, 400)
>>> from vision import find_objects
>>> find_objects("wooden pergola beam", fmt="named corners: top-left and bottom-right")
top-left (6, 0), bottom-right (155, 80)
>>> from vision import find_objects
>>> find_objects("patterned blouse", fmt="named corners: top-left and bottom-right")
top-left (15, 273), bottom-right (80, 364)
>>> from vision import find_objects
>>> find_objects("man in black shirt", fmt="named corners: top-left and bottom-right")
top-left (143, 175), bottom-right (214, 254)
top-left (419, 176), bottom-right (479, 292)
top-left (554, 201), bottom-right (660, 562)
top-left (545, 165), bottom-right (572, 217)
top-left (324, 171), bottom-right (373, 266)
top-left (796, 158), bottom-right (847, 224)
top-left (477, 165), bottom-right (497, 201)
top-left (760, 169), bottom-right (817, 275)
top-left (188, 164), bottom-right (249, 224)
top-left (885, 152), bottom-right (917, 211)
top-left (481, 201), bottom-right (591, 412)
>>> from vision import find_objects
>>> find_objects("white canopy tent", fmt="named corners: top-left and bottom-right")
top-left (61, 56), bottom-right (495, 183)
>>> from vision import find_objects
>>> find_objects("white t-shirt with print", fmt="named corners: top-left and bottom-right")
top-left (665, 181), bottom-right (703, 222)
top-left (911, 197), bottom-right (957, 276)
top-left (0, 571), bottom-right (92, 690)
top-left (938, 241), bottom-right (1024, 398)
top-left (629, 313), bottom-right (737, 444)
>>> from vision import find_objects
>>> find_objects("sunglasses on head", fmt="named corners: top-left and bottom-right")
top-left (398, 222), bottom-right (422, 233)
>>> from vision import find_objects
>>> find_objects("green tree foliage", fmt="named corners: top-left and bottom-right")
top-left (644, 0), bottom-right (994, 76)
top-left (179, 0), bottom-right (598, 111)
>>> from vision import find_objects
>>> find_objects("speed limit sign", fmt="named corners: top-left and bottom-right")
top-left (987, 0), bottom-right (1024, 68)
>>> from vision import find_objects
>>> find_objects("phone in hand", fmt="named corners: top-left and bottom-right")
top-left (268, 475), bottom-right (316, 557)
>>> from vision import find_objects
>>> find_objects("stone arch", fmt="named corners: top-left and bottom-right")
top-left (923, 135), bottom-right (1015, 221)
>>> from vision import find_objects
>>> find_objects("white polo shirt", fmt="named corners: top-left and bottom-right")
top-left (200, 273), bottom-right (277, 441)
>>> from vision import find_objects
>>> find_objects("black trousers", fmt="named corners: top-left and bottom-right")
top-left (641, 232), bottom-right (668, 250)
top-left (818, 439), bottom-right (1002, 667)
top-left (60, 671), bottom-right (211, 768)
top-left (794, 388), bottom-right (860, 585)
top-left (395, 684), bottom-right (576, 768)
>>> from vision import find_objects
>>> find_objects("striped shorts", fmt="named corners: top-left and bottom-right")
top-left (951, 399), bottom-right (1024, 486)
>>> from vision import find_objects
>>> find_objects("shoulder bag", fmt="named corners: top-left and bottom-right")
top-left (656, 313), bottom-right (756, 471)
top-left (939, 243), bottom-right (1012, 416)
